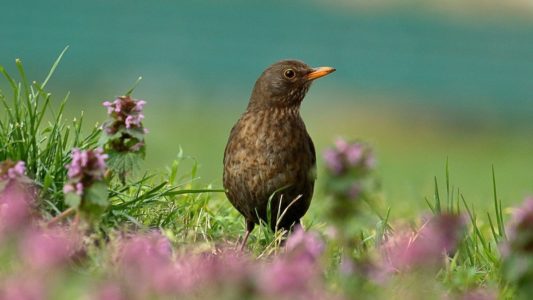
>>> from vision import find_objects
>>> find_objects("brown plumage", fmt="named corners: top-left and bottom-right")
top-left (223, 60), bottom-right (335, 250)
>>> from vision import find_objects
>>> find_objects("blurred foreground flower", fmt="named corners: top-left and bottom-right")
top-left (114, 232), bottom-right (254, 298)
top-left (101, 95), bottom-right (148, 183)
top-left (0, 160), bottom-right (36, 235)
top-left (63, 148), bottom-right (109, 218)
top-left (0, 160), bottom-right (26, 181)
top-left (381, 213), bottom-right (466, 273)
top-left (501, 197), bottom-right (533, 299)
top-left (22, 227), bottom-right (79, 271)
top-left (323, 139), bottom-right (376, 223)
top-left (260, 228), bottom-right (326, 299)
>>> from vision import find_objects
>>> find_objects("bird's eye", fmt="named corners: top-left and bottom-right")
top-left (283, 69), bottom-right (296, 79)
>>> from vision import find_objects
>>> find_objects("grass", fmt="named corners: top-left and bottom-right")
top-left (0, 50), bottom-right (530, 299)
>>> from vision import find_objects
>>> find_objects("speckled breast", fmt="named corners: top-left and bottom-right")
top-left (223, 107), bottom-right (316, 229)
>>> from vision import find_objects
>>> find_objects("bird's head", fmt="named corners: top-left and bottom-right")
top-left (248, 60), bottom-right (335, 110)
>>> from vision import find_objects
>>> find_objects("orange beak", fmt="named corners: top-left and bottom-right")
top-left (306, 66), bottom-right (336, 80)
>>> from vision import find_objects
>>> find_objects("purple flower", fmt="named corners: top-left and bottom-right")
top-left (502, 197), bottom-right (533, 256)
top-left (135, 100), bottom-right (146, 111)
top-left (323, 138), bottom-right (375, 176)
top-left (0, 181), bottom-right (34, 234)
top-left (91, 283), bottom-right (127, 300)
top-left (118, 231), bottom-right (176, 294)
top-left (285, 227), bottom-right (324, 263)
top-left (125, 114), bottom-right (144, 129)
top-left (259, 229), bottom-right (325, 298)
top-left (1, 276), bottom-right (46, 300)
top-left (102, 96), bottom-right (147, 131)
top-left (323, 149), bottom-right (343, 175)
top-left (21, 227), bottom-right (75, 270)
top-left (63, 148), bottom-right (107, 197)
top-left (0, 160), bottom-right (26, 181)
top-left (345, 143), bottom-right (364, 166)
top-left (381, 214), bottom-right (466, 272)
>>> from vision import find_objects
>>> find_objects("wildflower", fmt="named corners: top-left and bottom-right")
top-left (101, 96), bottom-right (147, 181)
top-left (21, 227), bottom-right (76, 270)
top-left (118, 231), bottom-right (177, 294)
top-left (91, 282), bottom-right (127, 300)
top-left (0, 160), bottom-right (26, 181)
top-left (503, 197), bottom-right (533, 255)
top-left (260, 229), bottom-right (325, 298)
top-left (285, 227), bottom-right (324, 263)
top-left (1, 276), bottom-right (46, 300)
top-left (0, 160), bottom-right (35, 234)
top-left (0, 183), bottom-right (34, 235)
top-left (501, 197), bottom-right (533, 298)
top-left (381, 213), bottom-right (466, 272)
top-left (63, 148), bottom-right (107, 198)
top-left (102, 96), bottom-right (147, 135)
top-left (323, 138), bottom-right (374, 176)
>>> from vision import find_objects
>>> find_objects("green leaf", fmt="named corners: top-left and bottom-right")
top-left (107, 151), bottom-right (143, 181)
top-left (65, 192), bottom-right (81, 208)
top-left (83, 181), bottom-right (109, 208)
top-left (124, 128), bottom-right (145, 140)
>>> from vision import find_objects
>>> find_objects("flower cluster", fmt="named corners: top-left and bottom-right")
top-left (322, 139), bottom-right (377, 229)
top-left (104, 228), bottom-right (328, 299)
top-left (503, 197), bottom-right (533, 255)
top-left (324, 138), bottom-right (375, 176)
top-left (501, 197), bottom-right (533, 297)
top-left (101, 96), bottom-right (147, 154)
top-left (323, 138), bottom-right (375, 202)
top-left (103, 96), bottom-right (147, 133)
top-left (0, 160), bottom-right (35, 235)
top-left (261, 227), bottom-right (326, 298)
top-left (0, 160), bottom-right (26, 181)
top-left (380, 213), bottom-right (466, 272)
top-left (63, 148), bottom-right (107, 197)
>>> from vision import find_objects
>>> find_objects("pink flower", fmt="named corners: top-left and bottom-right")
top-left (345, 144), bottom-right (363, 166)
top-left (135, 100), bottom-right (146, 111)
top-left (91, 283), bottom-right (127, 300)
top-left (0, 160), bottom-right (26, 181)
top-left (102, 96), bottom-right (147, 130)
top-left (125, 114), bottom-right (144, 129)
top-left (285, 227), bottom-right (324, 263)
top-left (0, 180), bottom-right (34, 234)
top-left (502, 197), bottom-right (533, 256)
top-left (1, 276), bottom-right (46, 300)
top-left (323, 138), bottom-right (375, 176)
top-left (260, 229), bottom-right (325, 298)
top-left (323, 149), bottom-right (343, 175)
top-left (118, 231), bottom-right (176, 294)
top-left (381, 214), bottom-right (466, 272)
top-left (64, 148), bottom-right (107, 198)
top-left (21, 227), bottom-right (75, 270)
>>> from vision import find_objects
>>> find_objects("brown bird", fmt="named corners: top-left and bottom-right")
top-left (223, 60), bottom-right (335, 250)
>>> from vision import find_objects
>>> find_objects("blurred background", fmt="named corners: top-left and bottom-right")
top-left (1, 0), bottom-right (532, 217)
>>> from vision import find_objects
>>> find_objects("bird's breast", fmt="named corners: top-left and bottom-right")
top-left (224, 108), bottom-right (314, 192)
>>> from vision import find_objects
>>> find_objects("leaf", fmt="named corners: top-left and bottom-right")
top-left (83, 181), bottom-right (109, 208)
top-left (107, 151), bottom-right (143, 181)
top-left (99, 128), bottom-right (121, 146)
top-left (65, 192), bottom-right (81, 208)
top-left (124, 128), bottom-right (145, 140)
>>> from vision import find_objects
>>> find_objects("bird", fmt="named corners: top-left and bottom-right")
top-left (223, 60), bottom-right (335, 250)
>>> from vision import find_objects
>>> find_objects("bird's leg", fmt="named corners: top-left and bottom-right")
top-left (239, 220), bottom-right (255, 251)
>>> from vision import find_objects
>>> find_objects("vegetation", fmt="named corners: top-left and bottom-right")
top-left (0, 51), bottom-right (531, 299)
